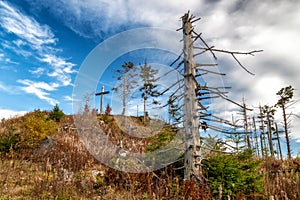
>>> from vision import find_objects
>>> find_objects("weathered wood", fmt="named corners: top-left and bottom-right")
top-left (182, 13), bottom-right (203, 181)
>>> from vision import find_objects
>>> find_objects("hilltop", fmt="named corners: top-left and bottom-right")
top-left (0, 110), bottom-right (189, 199)
top-left (0, 109), bottom-right (300, 199)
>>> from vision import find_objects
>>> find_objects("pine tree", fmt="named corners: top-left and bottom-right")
top-left (139, 62), bottom-right (160, 123)
top-left (276, 85), bottom-right (294, 159)
top-left (167, 96), bottom-right (180, 124)
top-left (261, 105), bottom-right (276, 158)
top-left (113, 62), bottom-right (137, 115)
top-left (48, 104), bottom-right (64, 122)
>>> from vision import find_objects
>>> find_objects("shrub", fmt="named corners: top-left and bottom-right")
top-left (19, 110), bottom-right (58, 149)
top-left (203, 150), bottom-right (262, 199)
top-left (48, 104), bottom-right (64, 122)
top-left (0, 126), bottom-right (20, 153)
top-left (105, 104), bottom-right (112, 116)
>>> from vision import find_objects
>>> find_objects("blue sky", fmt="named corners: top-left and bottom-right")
top-left (1, 0), bottom-right (300, 155)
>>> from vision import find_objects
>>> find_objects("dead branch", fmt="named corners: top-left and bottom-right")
top-left (193, 30), bottom-right (217, 60)
top-left (194, 47), bottom-right (263, 75)
top-left (159, 78), bottom-right (184, 96)
top-left (196, 68), bottom-right (226, 76)
top-left (195, 63), bottom-right (218, 67)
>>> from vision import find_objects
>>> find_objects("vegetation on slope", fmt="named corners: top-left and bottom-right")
top-left (0, 108), bottom-right (300, 199)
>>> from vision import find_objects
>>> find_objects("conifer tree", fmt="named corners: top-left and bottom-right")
top-left (113, 62), bottom-right (137, 115)
top-left (49, 104), bottom-right (64, 122)
top-left (276, 85), bottom-right (294, 159)
top-left (139, 62), bottom-right (160, 122)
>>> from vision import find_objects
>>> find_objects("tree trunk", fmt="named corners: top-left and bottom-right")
top-left (182, 13), bottom-right (203, 181)
top-left (281, 101), bottom-right (291, 159)
top-left (252, 117), bottom-right (260, 158)
top-left (143, 84), bottom-right (147, 123)
top-left (259, 106), bottom-right (267, 158)
top-left (275, 123), bottom-right (283, 160)
top-left (243, 102), bottom-right (251, 150)
top-left (266, 112), bottom-right (275, 157)
top-left (122, 72), bottom-right (127, 115)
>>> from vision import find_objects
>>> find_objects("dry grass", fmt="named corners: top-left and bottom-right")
top-left (1, 114), bottom-right (300, 199)
top-left (262, 158), bottom-right (300, 200)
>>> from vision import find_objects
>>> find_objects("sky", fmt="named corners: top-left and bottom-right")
top-left (0, 0), bottom-right (300, 155)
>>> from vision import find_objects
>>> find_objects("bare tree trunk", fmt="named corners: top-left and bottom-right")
top-left (143, 85), bottom-right (147, 123)
top-left (253, 117), bottom-right (260, 158)
top-left (259, 105), bottom-right (267, 158)
top-left (122, 73), bottom-right (127, 115)
top-left (281, 101), bottom-right (291, 159)
top-left (275, 123), bottom-right (283, 160)
top-left (266, 112), bottom-right (275, 157)
top-left (243, 102), bottom-right (251, 150)
top-left (182, 13), bottom-right (202, 181)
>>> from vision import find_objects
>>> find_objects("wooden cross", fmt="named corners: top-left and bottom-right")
top-left (95, 86), bottom-right (110, 114)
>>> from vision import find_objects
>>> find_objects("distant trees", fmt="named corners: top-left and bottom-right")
top-left (247, 85), bottom-right (296, 159)
top-left (112, 61), bottom-right (161, 119)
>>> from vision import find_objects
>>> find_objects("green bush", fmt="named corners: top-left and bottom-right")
top-left (203, 150), bottom-right (262, 199)
top-left (146, 127), bottom-right (177, 152)
top-left (0, 127), bottom-right (20, 153)
top-left (48, 104), bottom-right (64, 122)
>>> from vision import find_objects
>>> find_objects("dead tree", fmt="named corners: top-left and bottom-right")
top-left (152, 12), bottom-right (262, 181)
top-left (182, 13), bottom-right (202, 181)
top-left (262, 105), bottom-right (276, 158)
top-left (177, 12), bottom-right (262, 181)
top-left (258, 105), bottom-right (268, 159)
top-left (242, 100), bottom-right (251, 150)
top-left (252, 116), bottom-right (260, 158)
top-left (274, 123), bottom-right (283, 160)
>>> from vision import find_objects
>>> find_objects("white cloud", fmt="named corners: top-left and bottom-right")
top-left (39, 54), bottom-right (76, 86)
top-left (45, 0), bottom-right (299, 136)
top-left (24, 0), bottom-right (203, 40)
top-left (0, 1), bottom-right (76, 83)
top-left (17, 79), bottom-right (59, 105)
top-left (29, 67), bottom-right (46, 76)
top-left (0, 51), bottom-right (19, 65)
top-left (1, 40), bottom-right (32, 57)
top-left (0, 1), bottom-right (56, 49)
top-left (13, 39), bottom-right (27, 47)
top-left (0, 81), bottom-right (18, 93)
top-left (0, 1), bottom-right (77, 106)
top-left (0, 82), bottom-right (8, 92)
top-left (63, 95), bottom-right (73, 101)
top-left (0, 109), bottom-right (27, 119)
top-left (5, 0), bottom-right (300, 144)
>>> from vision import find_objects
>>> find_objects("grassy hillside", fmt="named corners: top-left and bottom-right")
top-left (0, 110), bottom-right (300, 199)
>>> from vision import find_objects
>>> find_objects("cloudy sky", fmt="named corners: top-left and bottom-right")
top-left (0, 0), bottom-right (300, 154)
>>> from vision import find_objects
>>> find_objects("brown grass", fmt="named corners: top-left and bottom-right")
top-left (1, 114), bottom-right (300, 199)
